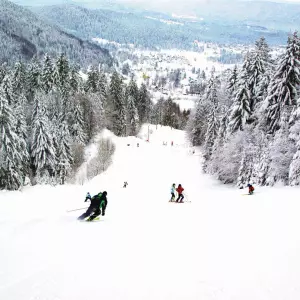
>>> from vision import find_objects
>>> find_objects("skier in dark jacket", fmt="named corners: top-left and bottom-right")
top-left (176, 184), bottom-right (184, 202)
top-left (78, 191), bottom-right (108, 221)
top-left (248, 184), bottom-right (255, 195)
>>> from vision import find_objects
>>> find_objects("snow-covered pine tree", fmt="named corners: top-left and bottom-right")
top-left (56, 120), bottom-right (73, 184)
top-left (0, 88), bottom-right (27, 190)
top-left (248, 37), bottom-right (272, 112)
top-left (227, 67), bottom-right (251, 134)
top-left (69, 65), bottom-right (80, 94)
top-left (0, 63), bottom-right (7, 84)
top-left (163, 97), bottom-right (177, 128)
top-left (227, 65), bottom-right (238, 97)
top-left (203, 107), bottom-right (219, 170)
top-left (138, 83), bottom-right (151, 123)
top-left (26, 58), bottom-right (41, 102)
top-left (263, 32), bottom-right (300, 135)
top-left (187, 97), bottom-right (210, 146)
top-left (85, 66), bottom-right (99, 93)
top-left (54, 54), bottom-right (70, 116)
top-left (127, 77), bottom-right (139, 106)
top-left (289, 118), bottom-right (300, 185)
top-left (127, 95), bottom-right (139, 136)
top-left (71, 103), bottom-right (86, 145)
top-left (41, 54), bottom-right (54, 94)
top-left (237, 149), bottom-right (254, 188)
top-left (14, 94), bottom-right (29, 178)
top-left (108, 71), bottom-right (126, 136)
top-left (151, 97), bottom-right (164, 126)
top-left (203, 75), bottom-right (219, 170)
top-left (11, 61), bottom-right (27, 98)
top-left (1, 75), bottom-right (15, 106)
top-left (31, 93), bottom-right (57, 184)
top-left (267, 107), bottom-right (296, 185)
top-left (208, 111), bottom-right (229, 175)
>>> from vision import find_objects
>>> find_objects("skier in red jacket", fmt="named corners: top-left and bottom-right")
top-left (176, 184), bottom-right (184, 202)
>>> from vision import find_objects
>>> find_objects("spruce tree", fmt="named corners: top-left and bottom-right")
top-left (41, 54), bottom-right (54, 94)
top-left (85, 66), bottom-right (99, 93)
top-left (69, 65), bottom-right (80, 94)
top-left (56, 120), bottom-right (73, 185)
top-left (31, 93), bottom-right (57, 183)
top-left (187, 98), bottom-right (210, 146)
top-left (237, 150), bottom-right (254, 188)
top-left (227, 65), bottom-right (238, 97)
top-left (71, 103), bottom-right (86, 145)
top-left (227, 69), bottom-right (251, 133)
top-left (289, 121), bottom-right (300, 185)
top-left (138, 83), bottom-right (151, 123)
top-left (0, 88), bottom-right (26, 190)
top-left (26, 58), bottom-right (41, 102)
top-left (263, 32), bottom-right (300, 134)
top-left (108, 71), bottom-right (126, 136)
top-left (127, 95), bottom-right (139, 136)
top-left (11, 61), bottom-right (27, 98)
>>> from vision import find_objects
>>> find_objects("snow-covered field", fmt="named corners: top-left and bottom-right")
top-left (1, 125), bottom-right (300, 300)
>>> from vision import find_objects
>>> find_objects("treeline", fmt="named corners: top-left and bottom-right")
top-left (0, 54), bottom-right (187, 190)
top-left (0, 0), bottom-right (112, 66)
top-left (187, 34), bottom-right (300, 187)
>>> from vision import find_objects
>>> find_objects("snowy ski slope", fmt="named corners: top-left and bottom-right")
top-left (1, 125), bottom-right (300, 300)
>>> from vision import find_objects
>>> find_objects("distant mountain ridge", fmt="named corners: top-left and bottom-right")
top-left (0, 0), bottom-right (113, 66)
top-left (29, 3), bottom-right (289, 48)
top-left (13, 0), bottom-right (300, 33)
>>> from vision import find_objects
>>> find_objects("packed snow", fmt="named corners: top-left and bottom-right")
top-left (1, 125), bottom-right (300, 300)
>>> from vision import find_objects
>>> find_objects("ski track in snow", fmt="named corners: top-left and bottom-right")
top-left (1, 124), bottom-right (300, 300)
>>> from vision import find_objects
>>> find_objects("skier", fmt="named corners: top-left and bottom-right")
top-left (170, 183), bottom-right (176, 202)
top-left (176, 184), bottom-right (184, 202)
top-left (78, 191), bottom-right (108, 221)
top-left (248, 184), bottom-right (255, 195)
top-left (123, 181), bottom-right (128, 188)
top-left (85, 192), bottom-right (91, 202)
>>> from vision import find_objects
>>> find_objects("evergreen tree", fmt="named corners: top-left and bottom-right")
top-left (0, 88), bottom-right (27, 190)
top-left (26, 58), bottom-right (41, 102)
top-left (289, 121), bottom-right (300, 185)
top-left (237, 150), bottom-right (254, 188)
top-left (1, 75), bottom-right (15, 106)
top-left (227, 65), bottom-right (238, 96)
top-left (227, 68), bottom-right (251, 133)
top-left (203, 106), bottom-right (219, 165)
top-left (187, 98), bottom-right (210, 146)
top-left (127, 95), bottom-right (139, 136)
top-left (69, 66), bottom-right (80, 94)
top-left (163, 97), bottom-right (178, 128)
top-left (11, 61), bottom-right (27, 97)
top-left (138, 83), bottom-right (151, 123)
top-left (263, 32), bottom-right (300, 134)
top-left (248, 37), bottom-right (271, 111)
top-left (127, 77), bottom-right (139, 106)
top-left (31, 93), bottom-right (57, 183)
top-left (267, 108), bottom-right (296, 185)
top-left (108, 71), bottom-right (126, 136)
top-left (56, 120), bottom-right (73, 184)
top-left (71, 103), bottom-right (86, 145)
top-left (85, 66), bottom-right (99, 93)
top-left (0, 63), bottom-right (7, 84)
top-left (41, 54), bottom-right (54, 94)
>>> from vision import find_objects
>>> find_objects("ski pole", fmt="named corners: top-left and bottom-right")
top-left (66, 207), bottom-right (88, 213)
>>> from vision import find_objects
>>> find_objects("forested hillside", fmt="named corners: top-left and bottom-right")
top-left (187, 34), bottom-right (300, 187)
top-left (30, 3), bottom-right (288, 48)
top-left (0, 53), bottom-right (189, 190)
top-left (0, 0), bottom-right (112, 66)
